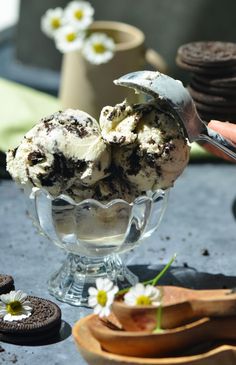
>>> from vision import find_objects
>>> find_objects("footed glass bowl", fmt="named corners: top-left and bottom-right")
top-left (26, 188), bottom-right (169, 306)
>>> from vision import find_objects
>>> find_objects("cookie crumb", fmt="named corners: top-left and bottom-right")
top-left (0, 345), bottom-right (5, 352)
top-left (201, 249), bottom-right (210, 256)
top-left (183, 262), bottom-right (189, 268)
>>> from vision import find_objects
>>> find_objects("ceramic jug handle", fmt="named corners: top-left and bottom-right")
top-left (145, 48), bottom-right (168, 74)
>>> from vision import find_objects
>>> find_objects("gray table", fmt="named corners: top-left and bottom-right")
top-left (0, 163), bottom-right (236, 364)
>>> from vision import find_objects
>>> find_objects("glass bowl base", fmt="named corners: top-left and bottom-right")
top-left (48, 253), bottom-right (138, 306)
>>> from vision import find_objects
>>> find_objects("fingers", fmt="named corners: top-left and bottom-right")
top-left (208, 120), bottom-right (236, 143)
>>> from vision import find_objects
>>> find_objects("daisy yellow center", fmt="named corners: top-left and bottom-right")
top-left (6, 301), bottom-right (22, 315)
top-left (66, 32), bottom-right (76, 42)
top-left (136, 295), bottom-right (152, 306)
top-left (51, 18), bottom-right (61, 29)
top-left (93, 43), bottom-right (106, 54)
top-left (74, 9), bottom-right (84, 20)
top-left (97, 290), bottom-right (108, 307)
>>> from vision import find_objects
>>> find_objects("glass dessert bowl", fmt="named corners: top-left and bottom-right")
top-left (27, 188), bottom-right (169, 306)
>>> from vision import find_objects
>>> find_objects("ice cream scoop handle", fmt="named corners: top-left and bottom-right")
top-left (198, 127), bottom-right (236, 160)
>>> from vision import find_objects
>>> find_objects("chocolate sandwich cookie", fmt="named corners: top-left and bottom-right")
top-left (194, 102), bottom-right (236, 123)
top-left (193, 74), bottom-right (236, 88)
top-left (188, 85), bottom-right (236, 107)
top-left (194, 99), bottom-right (236, 114)
top-left (177, 41), bottom-right (236, 67)
top-left (190, 78), bottom-right (236, 97)
top-left (176, 55), bottom-right (236, 75)
top-left (0, 296), bottom-right (61, 344)
top-left (197, 111), bottom-right (236, 123)
top-left (0, 275), bottom-right (15, 295)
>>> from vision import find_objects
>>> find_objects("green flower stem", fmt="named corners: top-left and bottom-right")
top-left (142, 253), bottom-right (177, 287)
top-left (152, 304), bottom-right (164, 333)
top-left (117, 254), bottom-right (177, 296)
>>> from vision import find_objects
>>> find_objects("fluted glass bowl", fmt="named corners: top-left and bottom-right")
top-left (26, 188), bottom-right (169, 306)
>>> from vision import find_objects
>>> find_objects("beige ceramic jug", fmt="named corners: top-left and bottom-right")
top-left (59, 21), bottom-right (167, 118)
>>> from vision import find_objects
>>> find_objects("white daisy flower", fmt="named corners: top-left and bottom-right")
top-left (41, 7), bottom-right (65, 38)
top-left (88, 278), bottom-right (118, 318)
top-left (124, 283), bottom-right (161, 306)
top-left (55, 24), bottom-right (85, 53)
top-left (82, 32), bottom-right (115, 65)
top-left (64, 1), bottom-right (94, 30)
top-left (0, 290), bottom-right (32, 322)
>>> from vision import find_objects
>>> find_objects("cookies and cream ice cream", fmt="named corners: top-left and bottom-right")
top-left (100, 100), bottom-right (190, 191)
top-left (7, 109), bottom-right (111, 196)
top-left (7, 100), bottom-right (190, 202)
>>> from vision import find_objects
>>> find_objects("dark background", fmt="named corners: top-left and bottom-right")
top-left (15, 0), bottom-right (236, 84)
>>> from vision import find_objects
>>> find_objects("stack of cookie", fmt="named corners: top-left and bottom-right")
top-left (176, 41), bottom-right (236, 123)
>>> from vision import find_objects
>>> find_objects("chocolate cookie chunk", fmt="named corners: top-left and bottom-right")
top-left (177, 42), bottom-right (236, 67)
top-left (0, 296), bottom-right (61, 344)
top-left (0, 275), bottom-right (15, 295)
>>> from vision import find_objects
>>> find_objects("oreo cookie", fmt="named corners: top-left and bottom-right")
top-left (0, 275), bottom-right (15, 295)
top-left (0, 296), bottom-right (61, 344)
top-left (195, 108), bottom-right (236, 123)
top-left (176, 55), bottom-right (236, 75)
top-left (188, 85), bottom-right (236, 107)
top-left (177, 42), bottom-right (236, 67)
top-left (193, 74), bottom-right (236, 88)
top-left (191, 77), bottom-right (236, 96)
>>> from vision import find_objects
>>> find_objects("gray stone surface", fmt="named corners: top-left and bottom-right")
top-left (0, 163), bottom-right (236, 364)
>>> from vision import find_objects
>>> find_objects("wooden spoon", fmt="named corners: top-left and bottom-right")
top-left (112, 286), bottom-right (236, 331)
top-left (88, 315), bottom-right (236, 358)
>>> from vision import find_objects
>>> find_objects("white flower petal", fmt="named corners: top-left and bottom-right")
top-left (96, 278), bottom-right (105, 291)
top-left (133, 283), bottom-right (145, 296)
top-left (9, 291), bottom-right (17, 302)
top-left (0, 308), bottom-right (7, 317)
top-left (0, 294), bottom-right (9, 304)
top-left (106, 294), bottom-right (116, 306)
top-left (3, 313), bottom-right (14, 322)
top-left (88, 287), bottom-right (98, 296)
top-left (98, 305), bottom-right (111, 318)
top-left (15, 290), bottom-right (27, 302)
top-left (22, 300), bottom-right (32, 306)
top-left (124, 292), bottom-right (136, 306)
top-left (22, 305), bottom-right (33, 311)
top-left (93, 304), bottom-right (102, 315)
top-left (144, 285), bottom-right (152, 296)
top-left (88, 296), bottom-right (97, 307)
top-left (102, 278), bottom-right (114, 292)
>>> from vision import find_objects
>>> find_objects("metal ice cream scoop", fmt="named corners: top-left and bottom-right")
top-left (114, 70), bottom-right (236, 160)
